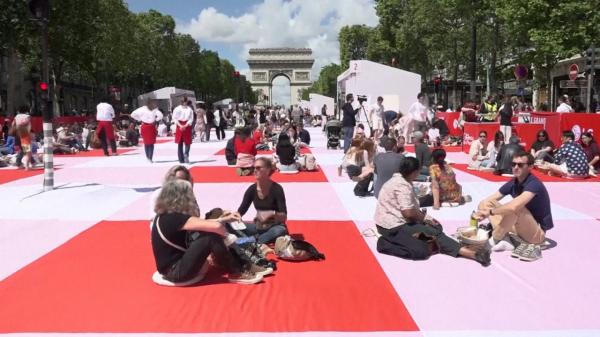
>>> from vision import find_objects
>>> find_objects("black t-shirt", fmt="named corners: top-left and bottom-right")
top-left (531, 139), bottom-right (554, 152)
top-left (499, 174), bottom-right (554, 231)
top-left (238, 182), bottom-right (287, 216)
top-left (276, 144), bottom-right (296, 165)
top-left (151, 212), bottom-right (191, 274)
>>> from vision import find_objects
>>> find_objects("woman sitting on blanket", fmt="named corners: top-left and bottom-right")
top-left (340, 137), bottom-right (375, 182)
top-left (374, 157), bottom-right (491, 266)
top-left (429, 149), bottom-right (472, 210)
top-left (235, 157), bottom-right (289, 244)
top-left (275, 133), bottom-right (299, 172)
top-left (151, 179), bottom-right (265, 285)
top-left (234, 126), bottom-right (257, 176)
top-left (480, 131), bottom-right (504, 170)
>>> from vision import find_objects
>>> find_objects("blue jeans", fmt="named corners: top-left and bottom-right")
top-left (243, 223), bottom-right (288, 244)
top-left (343, 126), bottom-right (354, 153)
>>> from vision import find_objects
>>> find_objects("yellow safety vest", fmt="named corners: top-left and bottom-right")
top-left (483, 102), bottom-right (498, 121)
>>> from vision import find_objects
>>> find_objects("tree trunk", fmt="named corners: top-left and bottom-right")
top-left (6, 47), bottom-right (19, 116)
top-left (452, 37), bottom-right (458, 109)
top-left (489, 17), bottom-right (499, 95)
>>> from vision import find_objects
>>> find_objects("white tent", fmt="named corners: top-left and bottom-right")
top-left (137, 87), bottom-right (196, 113)
top-left (309, 93), bottom-right (335, 116)
top-left (337, 60), bottom-right (421, 116)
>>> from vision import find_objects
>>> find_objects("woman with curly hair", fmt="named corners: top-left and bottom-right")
top-left (151, 179), bottom-right (264, 285)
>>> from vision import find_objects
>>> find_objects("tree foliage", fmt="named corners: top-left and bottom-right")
top-left (338, 0), bottom-right (599, 106)
top-left (1, 0), bottom-right (254, 114)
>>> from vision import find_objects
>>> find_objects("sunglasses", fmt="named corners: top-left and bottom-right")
top-left (253, 166), bottom-right (264, 170)
top-left (538, 135), bottom-right (545, 137)
top-left (511, 162), bottom-right (528, 168)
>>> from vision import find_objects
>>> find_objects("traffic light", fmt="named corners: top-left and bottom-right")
top-left (39, 81), bottom-right (49, 100)
top-left (585, 47), bottom-right (600, 73)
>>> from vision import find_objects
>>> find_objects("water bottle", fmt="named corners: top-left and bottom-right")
top-left (469, 211), bottom-right (478, 228)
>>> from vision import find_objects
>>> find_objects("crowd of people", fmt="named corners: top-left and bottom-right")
top-left (1, 90), bottom-right (590, 286)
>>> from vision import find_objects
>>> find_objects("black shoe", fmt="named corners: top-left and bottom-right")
top-left (475, 249), bottom-right (491, 267)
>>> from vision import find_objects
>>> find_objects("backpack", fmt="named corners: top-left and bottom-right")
top-left (274, 235), bottom-right (325, 261)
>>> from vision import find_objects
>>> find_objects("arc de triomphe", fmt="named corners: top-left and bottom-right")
top-left (247, 48), bottom-right (314, 106)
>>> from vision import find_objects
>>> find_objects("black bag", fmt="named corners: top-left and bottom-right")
top-left (353, 173), bottom-right (373, 197)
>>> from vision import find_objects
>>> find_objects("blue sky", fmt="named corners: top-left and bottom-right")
top-left (125, 0), bottom-right (378, 105)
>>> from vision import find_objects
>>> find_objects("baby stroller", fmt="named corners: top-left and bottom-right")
top-left (325, 119), bottom-right (342, 149)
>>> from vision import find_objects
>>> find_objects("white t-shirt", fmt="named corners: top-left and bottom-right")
top-left (131, 106), bottom-right (163, 124)
top-left (408, 101), bottom-right (428, 122)
top-left (96, 103), bottom-right (115, 121)
top-left (556, 103), bottom-right (573, 113)
top-left (172, 105), bottom-right (193, 125)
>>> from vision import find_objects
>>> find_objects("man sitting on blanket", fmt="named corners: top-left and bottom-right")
top-left (476, 150), bottom-right (553, 262)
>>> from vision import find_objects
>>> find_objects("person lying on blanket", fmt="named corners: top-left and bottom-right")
top-left (476, 150), bottom-right (553, 262)
top-left (374, 156), bottom-right (491, 266)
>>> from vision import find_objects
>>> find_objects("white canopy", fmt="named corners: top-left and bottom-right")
top-left (137, 87), bottom-right (196, 113)
top-left (309, 93), bottom-right (335, 116)
top-left (337, 60), bottom-right (421, 115)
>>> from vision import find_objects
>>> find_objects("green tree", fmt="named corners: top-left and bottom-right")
top-left (338, 25), bottom-right (374, 67)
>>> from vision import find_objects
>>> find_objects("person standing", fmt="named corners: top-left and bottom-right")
top-left (342, 94), bottom-right (360, 153)
top-left (194, 102), bottom-right (207, 142)
top-left (479, 95), bottom-right (498, 122)
top-left (96, 97), bottom-right (118, 156)
top-left (556, 96), bottom-right (574, 113)
top-left (407, 93), bottom-right (428, 136)
top-left (173, 97), bottom-right (194, 163)
top-left (369, 96), bottom-right (385, 142)
top-left (321, 104), bottom-right (328, 131)
top-left (130, 99), bottom-right (163, 163)
top-left (214, 108), bottom-right (226, 140)
top-left (499, 95), bottom-right (513, 143)
top-left (205, 109), bottom-right (214, 141)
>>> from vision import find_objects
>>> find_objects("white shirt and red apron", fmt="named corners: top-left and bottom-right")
top-left (96, 102), bottom-right (116, 140)
top-left (172, 105), bottom-right (193, 145)
top-left (131, 106), bottom-right (163, 145)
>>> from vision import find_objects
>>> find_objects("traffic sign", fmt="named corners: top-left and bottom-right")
top-left (514, 64), bottom-right (528, 80)
top-left (569, 64), bottom-right (579, 81)
top-left (560, 80), bottom-right (587, 88)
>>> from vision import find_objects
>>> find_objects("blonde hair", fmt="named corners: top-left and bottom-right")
top-left (154, 179), bottom-right (200, 217)
top-left (255, 157), bottom-right (275, 176)
top-left (163, 165), bottom-right (193, 185)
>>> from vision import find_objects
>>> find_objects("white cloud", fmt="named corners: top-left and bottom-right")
top-left (178, 0), bottom-right (379, 79)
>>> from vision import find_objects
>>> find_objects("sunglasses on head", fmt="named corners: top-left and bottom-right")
top-left (511, 162), bottom-right (528, 168)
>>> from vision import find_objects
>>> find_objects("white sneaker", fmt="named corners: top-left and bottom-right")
top-left (489, 237), bottom-right (515, 252)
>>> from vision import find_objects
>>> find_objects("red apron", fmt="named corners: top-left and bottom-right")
top-left (175, 122), bottom-right (192, 145)
top-left (140, 123), bottom-right (157, 145)
top-left (96, 121), bottom-right (115, 141)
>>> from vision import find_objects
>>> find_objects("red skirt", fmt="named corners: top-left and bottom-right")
top-left (96, 121), bottom-right (115, 141)
top-left (175, 123), bottom-right (192, 145)
top-left (140, 123), bottom-right (157, 145)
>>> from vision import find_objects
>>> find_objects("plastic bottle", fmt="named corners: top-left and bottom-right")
top-left (469, 211), bottom-right (478, 228)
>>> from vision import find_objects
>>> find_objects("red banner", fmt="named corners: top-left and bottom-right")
top-left (437, 111), bottom-right (463, 137)
top-left (462, 122), bottom-right (499, 153)
top-left (559, 113), bottom-right (600, 142)
top-left (530, 112), bottom-right (562, 147)
top-left (514, 123), bottom-right (544, 150)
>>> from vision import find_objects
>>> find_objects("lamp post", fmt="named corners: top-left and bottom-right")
top-left (29, 0), bottom-right (54, 191)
